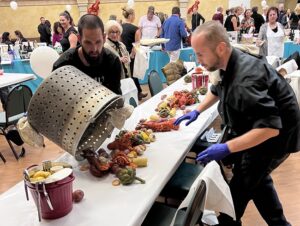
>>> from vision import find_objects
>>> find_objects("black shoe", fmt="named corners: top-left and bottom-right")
top-left (138, 92), bottom-right (148, 101)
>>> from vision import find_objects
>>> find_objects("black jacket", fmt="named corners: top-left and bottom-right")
top-left (251, 12), bottom-right (265, 33)
top-left (211, 48), bottom-right (300, 156)
top-left (191, 13), bottom-right (205, 31)
top-left (53, 46), bottom-right (122, 95)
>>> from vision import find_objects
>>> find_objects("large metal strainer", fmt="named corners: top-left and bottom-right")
top-left (27, 65), bottom-right (124, 160)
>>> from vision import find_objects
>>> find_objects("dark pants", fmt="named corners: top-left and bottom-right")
top-left (130, 58), bottom-right (142, 93)
top-left (218, 151), bottom-right (291, 226)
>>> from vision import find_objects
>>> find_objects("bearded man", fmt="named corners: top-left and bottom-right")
top-left (53, 14), bottom-right (122, 94)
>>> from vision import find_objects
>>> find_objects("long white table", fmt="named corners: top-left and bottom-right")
top-left (0, 73), bottom-right (36, 88)
top-left (0, 73), bottom-right (218, 226)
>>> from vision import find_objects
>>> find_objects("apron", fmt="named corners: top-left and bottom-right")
top-left (267, 22), bottom-right (284, 58)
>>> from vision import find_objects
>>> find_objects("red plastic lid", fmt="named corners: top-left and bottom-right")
top-left (195, 67), bottom-right (203, 73)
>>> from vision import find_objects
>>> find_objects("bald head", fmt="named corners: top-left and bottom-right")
top-left (193, 21), bottom-right (231, 50)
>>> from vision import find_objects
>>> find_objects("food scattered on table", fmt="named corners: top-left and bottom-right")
top-left (136, 118), bottom-right (179, 132)
top-left (116, 167), bottom-right (145, 185)
top-left (72, 189), bottom-right (84, 203)
top-left (112, 179), bottom-right (121, 186)
top-left (184, 75), bottom-right (192, 83)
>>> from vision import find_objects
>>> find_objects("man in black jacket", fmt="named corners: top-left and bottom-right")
top-left (37, 17), bottom-right (50, 43)
top-left (53, 14), bottom-right (122, 95)
top-left (251, 6), bottom-right (265, 33)
top-left (175, 21), bottom-right (299, 226)
top-left (191, 6), bottom-right (205, 31)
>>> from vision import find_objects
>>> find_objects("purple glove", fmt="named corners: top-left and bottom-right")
top-left (174, 110), bottom-right (200, 126)
top-left (196, 143), bottom-right (231, 164)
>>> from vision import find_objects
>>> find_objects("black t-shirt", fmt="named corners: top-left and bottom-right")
top-left (53, 46), bottom-right (122, 95)
top-left (121, 23), bottom-right (138, 53)
top-left (60, 27), bottom-right (79, 52)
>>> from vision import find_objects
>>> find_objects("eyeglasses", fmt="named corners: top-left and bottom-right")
top-left (109, 30), bottom-right (120, 35)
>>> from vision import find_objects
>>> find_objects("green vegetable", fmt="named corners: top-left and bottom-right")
top-left (116, 167), bottom-right (145, 185)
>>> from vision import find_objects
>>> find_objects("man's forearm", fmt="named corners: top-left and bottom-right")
top-left (227, 128), bottom-right (279, 153)
top-left (196, 90), bottom-right (219, 113)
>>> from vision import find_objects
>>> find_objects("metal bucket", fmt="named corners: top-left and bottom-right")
top-left (27, 66), bottom-right (124, 160)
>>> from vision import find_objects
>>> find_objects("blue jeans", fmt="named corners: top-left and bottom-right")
top-left (218, 151), bottom-right (291, 226)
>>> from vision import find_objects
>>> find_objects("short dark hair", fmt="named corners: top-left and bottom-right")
top-left (172, 7), bottom-right (180, 15)
top-left (252, 6), bottom-right (258, 13)
top-left (78, 14), bottom-right (104, 36)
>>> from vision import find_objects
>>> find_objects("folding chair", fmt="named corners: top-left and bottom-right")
top-left (148, 70), bottom-right (164, 96)
top-left (142, 180), bottom-right (206, 226)
top-left (0, 85), bottom-right (32, 160)
top-left (129, 97), bottom-right (138, 108)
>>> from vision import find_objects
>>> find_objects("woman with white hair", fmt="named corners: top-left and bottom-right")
top-left (104, 20), bottom-right (130, 80)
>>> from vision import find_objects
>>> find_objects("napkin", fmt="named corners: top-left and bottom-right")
top-left (170, 161), bottom-right (235, 226)
top-left (276, 59), bottom-right (298, 76)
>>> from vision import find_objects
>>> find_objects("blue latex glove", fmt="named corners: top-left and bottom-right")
top-left (196, 143), bottom-right (231, 164)
top-left (174, 110), bottom-right (200, 126)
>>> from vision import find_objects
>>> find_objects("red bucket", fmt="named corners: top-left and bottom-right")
top-left (26, 174), bottom-right (75, 219)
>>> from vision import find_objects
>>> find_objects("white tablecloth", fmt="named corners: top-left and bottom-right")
top-left (0, 73), bottom-right (218, 226)
top-left (0, 73), bottom-right (35, 88)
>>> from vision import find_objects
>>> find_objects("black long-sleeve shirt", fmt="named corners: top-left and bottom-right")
top-left (211, 48), bottom-right (300, 156)
top-left (191, 13), bottom-right (205, 31)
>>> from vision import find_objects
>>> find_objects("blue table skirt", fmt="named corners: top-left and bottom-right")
top-left (2, 60), bottom-right (43, 93)
top-left (283, 41), bottom-right (300, 59)
top-left (139, 47), bottom-right (196, 84)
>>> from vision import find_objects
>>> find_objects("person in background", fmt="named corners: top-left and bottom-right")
top-left (240, 9), bottom-right (255, 33)
top-left (212, 6), bottom-right (224, 24)
top-left (251, 6), bottom-right (265, 33)
top-left (109, 15), bottom-right (117, 20)
top-left (156, 12), bottom-right (166, 25)
top-left (38, 17), bottom-right (50, 43)
top-left (257, 7), bottom-right (285, 58)
top-left (121, 7), bottom-right (148, 101)
top-left (175, 20), bottom-right (299, 226)
top-left (138, 6), bottom-right (161, 39)
top-left (104, 20), bottom-right (130, 80)
top-left (262, 6), bottom-right (269, 22)
top-left (44, 20), bottom-right (52, 45)
top-left (289, 4), bottom-right (300, 30)
top-left (59, 10), bottom-right (79, 52)
top-left (191, 5), bottom-right (205, 31)
top-left (1, 32), bottom-right (13, 45)
top-left (53, 14), bottom-right (122, 95)
top-left (160, 7), bottom-right (187, 62)
top-left (52, 22), bottom-right (63, 46)
top-left (278, 3), bottom-right (288, 27)
top-left (14, 30), bottom-right (28, 44)
top-left (224, 6), bottom-right (243, 31)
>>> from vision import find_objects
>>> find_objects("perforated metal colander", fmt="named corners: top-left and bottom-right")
top-left (27, 65), bottom-right (124, 160)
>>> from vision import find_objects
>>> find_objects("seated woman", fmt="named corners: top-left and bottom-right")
top-left (14, 30), bottom-right (28, 45)
top-left (1, 32), bottom-right (13, 45)
top-left (104, 20), bottom-right (147, 100)
top-left (257, 7), bottom-right (285, 58)
top-left (52, 22), bottom-right (63, 46)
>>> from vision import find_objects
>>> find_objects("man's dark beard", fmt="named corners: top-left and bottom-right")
top-left (82, 47), bottom-right (102, 66)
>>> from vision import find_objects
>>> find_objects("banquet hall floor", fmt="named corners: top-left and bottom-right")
top-left (0, 85), bottom-right (300, 226)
